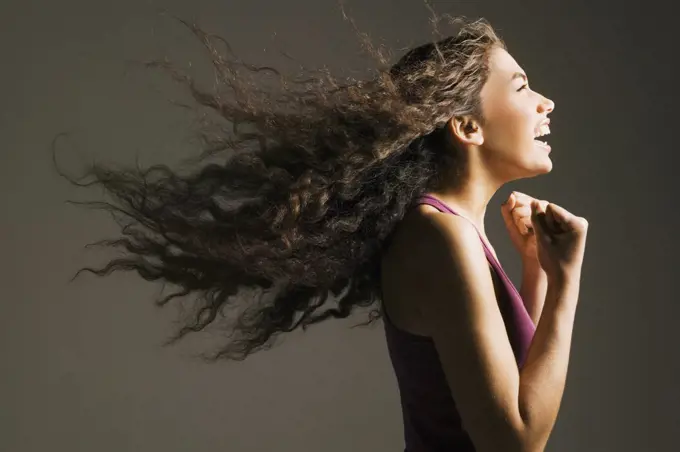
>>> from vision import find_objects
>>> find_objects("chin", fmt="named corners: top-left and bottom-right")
top-left (532, 161), bottom-right (553, 176)
top-left (529, 146), bottom-right (553, 174)
top-left (517, 158), bottom-right (552, 179)
top-left (537, 157), bottom-right (553, 173)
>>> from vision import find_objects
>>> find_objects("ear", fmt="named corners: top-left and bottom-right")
top-left (448, 116), bottom-right (484, 147)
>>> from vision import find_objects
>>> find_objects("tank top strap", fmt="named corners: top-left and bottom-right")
top-left (412, 194), bottom-right (522, 298)
top-left (413, 194), bottom-right (498, 263)
top-left (411, 193), bottom-right (537, 365)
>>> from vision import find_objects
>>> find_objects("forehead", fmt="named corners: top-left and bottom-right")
top-left (487, 47), bottom-right (524, 84)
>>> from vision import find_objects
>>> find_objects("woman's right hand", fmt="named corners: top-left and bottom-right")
top-left (530, 200), bottom-right (589, 282)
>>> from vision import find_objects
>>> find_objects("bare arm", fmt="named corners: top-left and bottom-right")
top-left (518, 275), bottom-right (579, 451)
top-left (519, 259), bottom-right (549, 325)
top-left (412, 213), bottom-right (580, 452)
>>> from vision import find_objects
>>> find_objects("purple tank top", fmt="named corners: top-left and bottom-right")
top-left (382, 194), bottom-right (536, 452)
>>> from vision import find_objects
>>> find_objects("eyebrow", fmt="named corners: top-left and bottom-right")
top-left (512, 72), bottom-right (528, 82)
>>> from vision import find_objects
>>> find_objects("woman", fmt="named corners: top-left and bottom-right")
top-left (57, 13), bottom-right (588, 452)
top-left (380, 44), bottom-right (587, 451)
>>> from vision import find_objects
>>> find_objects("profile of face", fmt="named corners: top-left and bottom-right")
top-left (450, 46), bottom-right (556, 179)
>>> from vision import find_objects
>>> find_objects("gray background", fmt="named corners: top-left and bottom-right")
top-left (2, 0), bottom-right (677, 451)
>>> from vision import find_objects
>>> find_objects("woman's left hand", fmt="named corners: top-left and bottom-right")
top-left (501, 191), bottom-right (549, 263)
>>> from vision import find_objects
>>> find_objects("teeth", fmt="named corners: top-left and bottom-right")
top-left (535, 124), bottom-right (551, 138)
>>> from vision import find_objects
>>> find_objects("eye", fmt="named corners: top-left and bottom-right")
top-left (517, 83), bottom-right (529, 92)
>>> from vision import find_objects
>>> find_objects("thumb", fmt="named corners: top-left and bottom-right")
top-left (530, 200), bottom-right (549, 238)
top-left (543, 202), bottom-right (586, 233)
top-left (500, 194), bottom-right (517, 230)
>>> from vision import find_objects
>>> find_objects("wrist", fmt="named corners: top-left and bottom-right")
top-left (547, 267), bottom-right (582, 288)
top-left (521, 257), bottom-right (544, 273)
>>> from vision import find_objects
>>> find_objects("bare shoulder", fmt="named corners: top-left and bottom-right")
top-left (380, 205), bottom-right (479, 335)
top-left (382, 205), bottom-right (527, 451)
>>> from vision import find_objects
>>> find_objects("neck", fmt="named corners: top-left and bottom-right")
top-left (427, 153), bottom-right (507, 236)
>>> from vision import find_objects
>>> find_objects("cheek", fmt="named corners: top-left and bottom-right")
top-left (483, 117), bottom-right (526, 156)
top-left (486, 106), bottom-right (532, 151)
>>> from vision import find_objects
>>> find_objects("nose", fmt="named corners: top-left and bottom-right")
top-left (539, 95), bottom-right (555, 114)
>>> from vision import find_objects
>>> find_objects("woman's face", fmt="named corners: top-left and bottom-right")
top-left (476, 47), bottom-right (555, 178)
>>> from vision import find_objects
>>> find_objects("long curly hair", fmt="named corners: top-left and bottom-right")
top-left (54, 9), bottom-right (505, 362)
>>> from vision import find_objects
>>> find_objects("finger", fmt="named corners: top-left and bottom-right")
top-left (503, 192), bottom-right (517, 209)
top-left (501, 193), bottom-right (517, 221)
top-left (502, 195), bottom-right (531, 241)
top-left (513, 194), bottom-right (548, 224)
top-left (511, 205), bottom-right (532, 234)
top-left (512, 191), bottom-right (532, 200)
top-left (545, 203), bottom-right (579, 231)
top-left (530, 200), bottom-right (551, 242)
top-left (516, 200), bottom-right (548, 233)
top-left (516, 217), bottom-right (532, 235)
top-left (501, 196), bottom-right (519, 234)
top-left (535, 200), bottom-right (555, 231)
top-left (511, 205), bottom-right (532, 218)
top-left (512, 191), bottom-right (537, 205)
top-left (515, 215), bottom-right (530, 235)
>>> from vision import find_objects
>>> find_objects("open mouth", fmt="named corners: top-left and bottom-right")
top-left (534, 123), bottom-right (551, 151)
top-left (534, 139), bottom-right (551, 151)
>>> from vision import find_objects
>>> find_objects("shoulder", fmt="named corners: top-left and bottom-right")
top-left (411, 206), bottom-right (490, 294)
top-left (384, 206), bottom-right (528, 451)
top-left (383, 204), bottom-right (486, 280)
top-left (404, 205), bottom-right (484, 263)
top-left (380, 205), bottom-right (489, 332)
